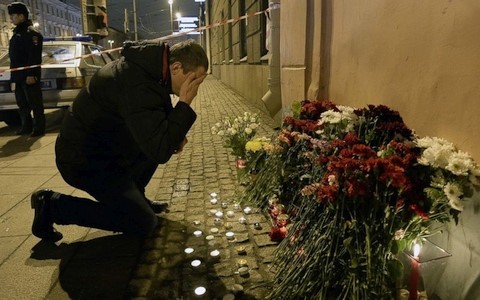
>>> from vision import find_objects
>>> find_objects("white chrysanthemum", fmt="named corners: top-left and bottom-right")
top-left (319, 110), bottom-right (343, 124)
top-left (446, 151), bottom-right (474, 176)
top-left (244, 127), bottom-right (253, 135)
top-left (443, 182), bottom-right (464, 211)
top-left (469, 167), bottom-right (480, 186)
top-left (430, 170), bottom-right (446, 188)
top-left (418, 145), bottom-right (453, 168)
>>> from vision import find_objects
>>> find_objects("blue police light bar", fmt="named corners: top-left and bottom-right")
top-left (44, 36), bottom-right (93, 42)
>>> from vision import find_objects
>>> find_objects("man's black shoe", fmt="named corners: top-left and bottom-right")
top-left (150, 201), bottom-right (169, 214)
top-left (31, 189), bottom-right (63, 242)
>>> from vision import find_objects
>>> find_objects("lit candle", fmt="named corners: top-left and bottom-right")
top-left (237, 259), bottom-right (248, 267)
top-left (224, 222), bottom-right (233, 230)
top-left (193, 230), bottom-right (202, 237)
top-left (233, 203), bottom-right (240, 210)
top-left (210, 198), bottom-right (218, 205)
top-left (221, 202), bottom-right (228, 209)
top-left (192, 220), bottom-right (201, 226)
top-left (184, 247), bottom-right (194, 254)
top-left (254, 222), bottom-right (262, 230)
top-left (225, 231), bottom-right (235, 240)
top-left (191, 259), bottom-right (201, 267)
top-left (409, 244), bottom-right (421, 300)
top-left (243, 207), bottom-right (252, 214)
top-left (238, 266), bottom-right (249, 276)
top-left (194, 286), bottom-right (206, 296)
top-left (235, 246), bottom-right (246, 255)
top-left (210, 249), bottom-right (220, 257)
top-left (238, 216), bottom-right (247, 224)
top-left (210, 192), bottom-right (217, 198)
top-left (215, 211), bottom-right (224, 218)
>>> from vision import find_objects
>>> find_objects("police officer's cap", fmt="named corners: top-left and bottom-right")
top-left (8, 2), bottom-right (29, 19)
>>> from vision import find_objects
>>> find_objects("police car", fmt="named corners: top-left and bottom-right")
top-left (0, 36), bottom-right (115, 126)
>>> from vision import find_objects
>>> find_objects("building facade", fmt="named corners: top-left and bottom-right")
top-left (0, 0), bottom-right (82, 50)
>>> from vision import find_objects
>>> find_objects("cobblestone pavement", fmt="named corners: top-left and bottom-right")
top-left (127, 76), bottom-right (279, 299)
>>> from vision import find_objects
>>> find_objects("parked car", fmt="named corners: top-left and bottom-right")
top-left (0, 36), bottom-right (115, 126)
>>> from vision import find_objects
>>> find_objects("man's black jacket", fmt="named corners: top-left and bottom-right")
top-left (55, 41), bottom-right (196, 187)
top-left (9, 19), bottom-right (43, 82)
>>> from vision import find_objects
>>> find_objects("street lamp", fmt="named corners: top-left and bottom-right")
top-left (168, 0), bottom-right (173, 34)
top-left (175, 12), bottom-right (181, 32)
top-left (108, 40), bottom-right (114, 49)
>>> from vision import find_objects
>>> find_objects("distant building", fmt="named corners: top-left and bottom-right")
top-left (0, 0), bottom-right (82, 50)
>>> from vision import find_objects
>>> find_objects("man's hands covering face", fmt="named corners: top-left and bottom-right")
top-left (179, 72), bottom-right (207, 105)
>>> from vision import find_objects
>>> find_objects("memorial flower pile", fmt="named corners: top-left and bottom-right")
top-left (211, 112), bottom-right (260, 158)
top-left (240, 99), bottom-right (480, 299)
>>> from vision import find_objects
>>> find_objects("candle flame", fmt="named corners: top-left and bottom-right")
top-left (413, 243), bottom-right (421, 257)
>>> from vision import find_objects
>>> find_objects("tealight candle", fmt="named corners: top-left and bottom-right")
top-left (206, 235), bottom-right (215, 240)
top-left (223, 293), bottom-right (235, 300)
top-left (225, 231), bottom-right (235, 240)
top-left (192, 220), bottom-right (201, 226)
top-left (194, 286), bottom-right (206, 296)
top-left (191, 259), bottom-right (201, 267)
top-left (210, 198), bottom-right (218, 205)
top-left (210, 192), bottom-right (217, 198)
top-left (210, 227), bottom-right (219, 234)
top-left (193, 230), bottom-right (202, 237)
top-left (243, 207), bottom-right (252, 214)
top-left (209, 209), bottom-right (218, 216)
top-left (237, 259), bottom-right (248, 267)
top-left (184, 247), bottom-right (194, 254)
top-left (254, 222), bottom-right (262, 230)
top-left (238, 216), bottom-right (247, 224)
top-left (235, 246), bottom-right (246, 255)
top-left (224, 222), bottom-right (233, 230)
top-left (233, 203), bottom-right (240, 210)
top-left (221, 202), bottom-right (228, 209)
top-left (215, 211), bottom-right (224, 218)
top-left (226, 210), bottom-right (235, 218)
top-left (214, 218), bottom-right (223, 225)
top-left (238, 266), bottom-right (249, 276)
top-left (210, 249), bottom-right (220, 257)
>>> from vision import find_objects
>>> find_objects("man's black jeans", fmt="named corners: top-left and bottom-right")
top-left (14, 80), bottom-right (45, 133)
top-left (53, 145), bottom-right (159, 237)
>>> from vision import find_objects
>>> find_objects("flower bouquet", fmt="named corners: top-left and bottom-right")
top-left (240, 100), bottom-right (480, 299)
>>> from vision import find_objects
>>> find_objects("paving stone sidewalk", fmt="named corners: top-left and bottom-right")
top-left (127, 76), bottom-right (279, 299)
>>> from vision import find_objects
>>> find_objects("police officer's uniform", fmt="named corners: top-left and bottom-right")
top-left (8, 2), bottom-right (45, 136)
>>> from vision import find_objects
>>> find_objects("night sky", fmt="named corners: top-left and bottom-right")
top-left (65, 0), bottom-right (200, 39)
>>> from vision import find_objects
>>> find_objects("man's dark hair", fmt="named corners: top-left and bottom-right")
top-left (169, 39), bottom-right (209, 73)
top-left (8, 2), bottom-right (29, 19)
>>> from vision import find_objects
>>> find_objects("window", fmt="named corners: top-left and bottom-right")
top-left (42, 45), bottom-right (76, 65)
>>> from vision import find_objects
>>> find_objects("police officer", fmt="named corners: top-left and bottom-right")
top-left (8, 2), bottom-right (45, 137)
